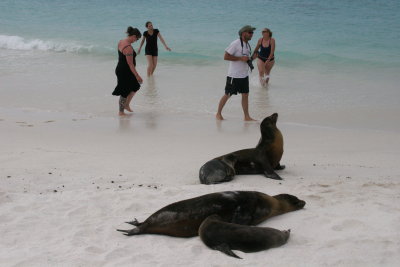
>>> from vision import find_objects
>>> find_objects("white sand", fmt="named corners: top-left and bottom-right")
top-left (1, 107), bottom-right (399, 266)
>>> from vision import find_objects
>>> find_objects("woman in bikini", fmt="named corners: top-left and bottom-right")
top-left (138, 21), bottom-right (171, 76)
top-left (254, 28), bottom-right (275, 86)
top-left (112, 26), bottom-right (143, 116)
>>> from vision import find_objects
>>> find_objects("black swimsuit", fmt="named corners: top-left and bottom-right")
top-left (144, 29), bottom-right (159, 56)
top-left (258, 39), bottom-right (274, 62)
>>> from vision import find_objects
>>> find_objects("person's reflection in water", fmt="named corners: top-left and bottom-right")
top-left (143, 76), bottom-right (159, 129)
top-left (118, 114), bottom-right (133, 132)
top-left (252, 86), bottom-right (271, 118)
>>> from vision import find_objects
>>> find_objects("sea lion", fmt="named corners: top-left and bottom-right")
top-left (199, 113), bottom-right (285, 184)
top-left (117, 191), bottom-right (305, 237)
top-left (199, 215), bottom-right (291, 259)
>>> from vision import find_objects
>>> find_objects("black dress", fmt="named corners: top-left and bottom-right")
top-left (144, 29), bottom-right (159, 56)
top-left (112, 45), bottom-right (140, 98)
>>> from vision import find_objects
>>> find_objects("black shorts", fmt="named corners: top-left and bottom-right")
top-left (145, 47), bottom-right (158, 57)
top-left (224, 76), bottom-right (249, 95)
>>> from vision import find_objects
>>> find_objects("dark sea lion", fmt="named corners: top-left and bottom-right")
top-left (199, 215), bottom-right (290, 259)
top-left (117, 191), bottom-right (305, 237)
top-left (199, 113), bottom-right (285, 185)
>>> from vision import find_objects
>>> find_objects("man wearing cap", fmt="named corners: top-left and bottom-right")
top-left (216, 25), bottom-right (257, 121)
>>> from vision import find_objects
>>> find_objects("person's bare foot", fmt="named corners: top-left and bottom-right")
top-left (125, 106), bottom-right (133, 112)
top-left (216, 114), bottom-right (224, 120)
top-left (260, 77), bottom-right (266, 87)
top-left (119, 112), bottom-right (126, 116)
top-left (265, 75), bottom-right (270, 84)
top-left (244, 116), bottom-right (257, 121)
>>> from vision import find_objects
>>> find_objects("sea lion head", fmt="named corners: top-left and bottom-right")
top-left (260, 113), bottom-right (278, 139)
top-left (273, 194), bottom-right (306, 211)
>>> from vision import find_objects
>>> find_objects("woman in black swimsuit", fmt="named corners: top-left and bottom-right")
top-left (254, 28), bottom-right (275, 86)
top-left (138, 21), bottom-right (171, 76)
top-left (112, 26), bottom-right (143, 116)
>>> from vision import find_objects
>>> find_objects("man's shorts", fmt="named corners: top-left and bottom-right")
top-left (224, 76), bottom-right (249, 95)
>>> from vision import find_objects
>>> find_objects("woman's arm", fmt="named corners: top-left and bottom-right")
top-left (252, 38), bottom-right (262, 59)
top-left (137, 36), bottom-right (146, 54)
top-left (123, 46), bottom-right (143, 83)
top-left (158, 33), bottom-right (171, 51)
top-left (267, 38), bottom-right (275, 61)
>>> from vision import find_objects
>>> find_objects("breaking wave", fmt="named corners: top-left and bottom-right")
top-left (0, 34), bottom-right (96, 54)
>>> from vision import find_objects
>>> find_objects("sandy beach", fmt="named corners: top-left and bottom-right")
top-left (1, 1), bottom-right (400, 264)
top-left (1, 106), bottom-right (399, 266)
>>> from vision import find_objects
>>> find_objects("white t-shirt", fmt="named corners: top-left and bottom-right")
top-left (225, 38), bottom-right (251, 78)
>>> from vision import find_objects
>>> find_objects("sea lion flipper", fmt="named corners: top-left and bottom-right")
top-left (213, 244), bottom-right (242, 259)
top-left (125, 218), bottom-right (141, 226)
top-left (116, 228), bottom-right (140, 236)
top-left (263, 170), bottom-right (282, 180)
top-left (199, 158), bottom-right (235, 184)
top-left (275, 163), bottom-right (285, 170)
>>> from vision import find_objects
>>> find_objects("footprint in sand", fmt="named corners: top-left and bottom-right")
top-left (85, 246), bottom-right (106, 254)
top-left (332, 219), bottom-right (365, 231)
top-left (43, 120), bottom-right (55, 123)
top-left (16, 121), bottom-right (34, 127)
top-left (67, 206), bottom-right (87, 217)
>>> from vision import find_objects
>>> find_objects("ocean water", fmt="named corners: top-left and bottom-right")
top-left (1, 0), bottom-right (399, 130)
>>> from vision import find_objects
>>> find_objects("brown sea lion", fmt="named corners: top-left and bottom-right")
top-left (199, 214), bottom-right (291, 259)
top-left (199, 113), bottom-right (285, 184)
top-left (117, 191), bottom-right (305, 237)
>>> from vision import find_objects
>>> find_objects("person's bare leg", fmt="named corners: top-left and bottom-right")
top-left (241, 93), bottom-right (256, 121)
top-left (257, 58), bottom-right (266, 86)
top-left (264, 61), bottom-right (275, 84)
top-left (119, 96), bottom-right (127, 116)
top-left (216, 94), bottom-right (230, 120)
top-left (151, 56), bottom-right (158, 75)
top-left (146, 55), bottom-right (154, 76)
top-left (125, 91), bottom-right (136, 112)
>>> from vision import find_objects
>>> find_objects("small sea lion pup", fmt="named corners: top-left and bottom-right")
top-left (117, 191), bottom-right (305, 237)
top-left (199, 215), bottom-right (290, 259)
top-left (199, 113), bottom-right (284, 184)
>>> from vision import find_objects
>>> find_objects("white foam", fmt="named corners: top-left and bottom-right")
top-left (0, 34), bottom-right (93, 53)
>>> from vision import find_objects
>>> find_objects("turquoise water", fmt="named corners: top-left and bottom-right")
top-left (1, 0), bottom-right (399, 67)
top-left (1, 0), bottom-right (399, 131)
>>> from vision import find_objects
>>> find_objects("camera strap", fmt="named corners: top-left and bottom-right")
top-left (240, 38), bottom-right (251, 56)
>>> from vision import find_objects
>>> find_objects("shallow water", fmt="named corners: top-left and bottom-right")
top-left (1, 0), bottom-right (399, 131)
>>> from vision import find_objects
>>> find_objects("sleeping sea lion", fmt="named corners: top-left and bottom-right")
top-left (199, 214), bottom-right (290, 259)
top-left (117, 191), bottom-right (305, 237)
top-left (199, 113), bottom-right (285, 184)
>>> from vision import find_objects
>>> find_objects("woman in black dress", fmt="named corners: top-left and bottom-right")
top-left (138, 21), bottom-right (171, 76)
top-left (112, 26), bottom-right (143, 116)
